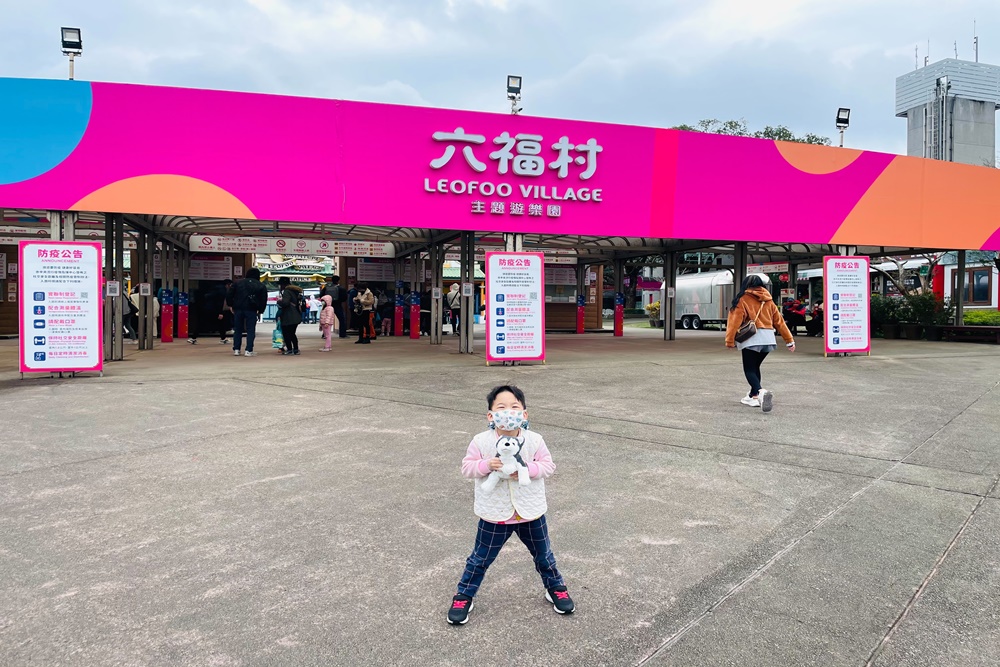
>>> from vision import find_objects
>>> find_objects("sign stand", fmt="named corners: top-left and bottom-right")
top-left (823, 256), bottom-right (871, 358)
top-left (484, 252), bottom-right (546, 366)
top-left (18, 241), bottom-right (104, 378)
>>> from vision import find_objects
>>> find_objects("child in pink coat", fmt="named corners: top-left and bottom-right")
top-left (318, 295), bottom-right (335, 351)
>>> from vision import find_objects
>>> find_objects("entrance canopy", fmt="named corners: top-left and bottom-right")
top-left (1, 76), bottom-right (999, 251)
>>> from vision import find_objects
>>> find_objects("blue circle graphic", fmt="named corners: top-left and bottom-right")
top-left (0, 78), bottom-right (93, 185)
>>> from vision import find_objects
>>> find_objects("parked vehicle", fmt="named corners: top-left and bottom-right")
top-left (659, 270), bottom-right (771, 330)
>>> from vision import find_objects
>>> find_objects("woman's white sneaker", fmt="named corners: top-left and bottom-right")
top-left (741, 395), bottom-right (761, 407)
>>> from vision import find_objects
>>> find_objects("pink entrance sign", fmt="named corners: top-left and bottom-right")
top-left (485, 252), bottom-right (546, 364)
top-left (4, 77), bottom-right (1000, 250)
top-left (18, 240), bottom-right (104, 375)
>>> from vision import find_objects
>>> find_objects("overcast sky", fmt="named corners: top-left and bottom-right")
top-left (3, 0), bottom-right (999, 155)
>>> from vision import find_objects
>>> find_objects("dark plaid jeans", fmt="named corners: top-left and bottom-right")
top-left (457, 515), bottom-right (564, 597)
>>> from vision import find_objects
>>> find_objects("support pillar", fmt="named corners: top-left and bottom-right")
top-left (613, 258), bottom-right (624, 337)
top-left (955, 250), bottom-right (966, 326)
top-left (103, 213), bottom-right (114, 361)
top-left (50, 211), bottom-right (63, 240)
top-left (734, 242), bottom-right (748, 287)
top-left (430, 243), bottom-right (444, 345)
top-left (458, 232), bottom-right (476, 354)
top-left (63, 211), bottom-right (77, 241)
top-left (503, 233), bottom-right (524, 252)
top-left (664, 252), bottom-right (677, 341)
top-left (113, 213), bottom-right (124, 361)
top-left (136, 231), bottom-right (146, 349)
top-left (145, 233), bottom-right (156, 349)
top-left (575, 264), bottom-right (587, 334)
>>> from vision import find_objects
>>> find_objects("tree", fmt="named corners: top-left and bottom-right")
top-left (673, 118), bottom-right (832, 145)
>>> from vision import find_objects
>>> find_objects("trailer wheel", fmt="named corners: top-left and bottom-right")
top-left (680, 316), bottom-right (692, 329)
top-left (690, 315), bottom-right (703, 330)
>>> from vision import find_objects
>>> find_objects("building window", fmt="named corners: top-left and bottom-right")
top-left (952, 268), bottom-right (993, 306)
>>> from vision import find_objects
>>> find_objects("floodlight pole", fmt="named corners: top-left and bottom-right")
top-left (67, 52), bottom-right (76, 80)
top-left (839, 128), bottom-right (844, 148)
top-left (510, 94), bottom-right (521, 115)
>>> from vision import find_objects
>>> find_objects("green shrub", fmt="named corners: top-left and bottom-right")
top-left (963, 310), bottom-right (1000, 326)
top-left (904, 293), bottom-right (950, 326)
top-left (871, 294), bottom-right (903, 326)
top-left (624, 308), bottom-right (646, 316)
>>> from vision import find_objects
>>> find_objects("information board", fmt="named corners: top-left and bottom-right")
top-left (485, 252), bottom-right (545, 364)
top-left (18, 241), bottom-right (103, 374)
top-left (823, 256), bottom-right (871, 355)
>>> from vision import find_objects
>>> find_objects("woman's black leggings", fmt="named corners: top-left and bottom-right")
top-left (282, 323), bottom-right (299, 352)
top-left (741, 348), bottom-right (769, 397)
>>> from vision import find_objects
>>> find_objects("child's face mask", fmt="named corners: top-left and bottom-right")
top-left (491, 409), bottom-right (526, 432)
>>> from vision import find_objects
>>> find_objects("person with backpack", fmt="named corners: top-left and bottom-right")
top-left (277, 276), bottom-right (304, 355)
top-left (227, 268), bottom-right (268, 357)
top-left (321, 275), bottom-right (348, 338)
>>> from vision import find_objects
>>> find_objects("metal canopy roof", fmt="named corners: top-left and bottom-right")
top-left (2, 208), bottom-right (936, 267)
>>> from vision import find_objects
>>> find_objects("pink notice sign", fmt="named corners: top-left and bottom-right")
top-left (19, 241), bottom-right (104, 374)
top-left (485, 252), bottom-right (546, 364)
top-left (823, 256), bottom-right (871, 356)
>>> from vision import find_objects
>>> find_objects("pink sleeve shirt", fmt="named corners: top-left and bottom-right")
top-left (461, 432), bottom-right (556, 523)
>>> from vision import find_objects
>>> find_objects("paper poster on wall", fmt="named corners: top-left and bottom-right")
top-left (0, 254), bottom-right (6, 277)
top-left (233, 265), bottom-right (243, 277)
top-left (9, 262), bottom-right (17, 274)
top-left (824, 256), bottom-right (871, 356)
top-left (485, 252), bottom-right (545, 364)
top-left (18, 241), bottom-right (103, 375)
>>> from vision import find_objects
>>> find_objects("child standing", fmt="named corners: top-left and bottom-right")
top-left (447, 385), bottom-right (574, 625)
top-left (318, 295), bottom-right (335, 351)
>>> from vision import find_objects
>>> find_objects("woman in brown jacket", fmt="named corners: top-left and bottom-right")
top-left (725, 275), bottom-right (795, 412)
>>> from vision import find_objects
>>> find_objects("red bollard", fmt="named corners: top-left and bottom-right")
top-left (614, 292), bottom-right (624, 337)
top-left (409, 297), bottom-right (420, 339)
top-left (576, 295), bottom-right (586, 334)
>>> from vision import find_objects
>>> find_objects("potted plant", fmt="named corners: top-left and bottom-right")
top-left (645, 300), bottom-right (661, 327)
top-left (870, 293), bottom-right (888, 337)
top-left (922, 295), bottom-right (952, 341)
top-left (901, 293), bottom-right (931, 340)
top-left (880, 296), bottom-right (902, 339)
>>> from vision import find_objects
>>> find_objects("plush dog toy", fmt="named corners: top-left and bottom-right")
top-left (480, 436), bottom-right (531, 493)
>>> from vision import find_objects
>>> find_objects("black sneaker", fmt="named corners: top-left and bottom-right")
top-left (447, 595), bottom-right (474, 625)
top-left (545, 586), bottom-right (575, 614)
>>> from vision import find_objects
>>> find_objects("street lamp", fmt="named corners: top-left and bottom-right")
top-left (835, 107), bottom-right (850, 148)
top-left (507, 74), bottom-right (522, 115)
top-left (61, 27), bottom-right (83, 80)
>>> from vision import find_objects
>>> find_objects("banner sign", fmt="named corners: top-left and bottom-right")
top-left (18, 240), bottom-right (103, 374)
top-left (485, 252), bottom-right (545, 364)
top-left (5, 78), bottom-right (1000, 250)
top-left (824, 256), bottom-right (871, 355)
top-left (189, 235), bottom-right (394, 257)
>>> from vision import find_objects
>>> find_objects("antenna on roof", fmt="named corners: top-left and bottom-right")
top-left (974, 20), bottom-right (979, 62)
top-left (915, 45), bottom-right (919, 70)
top-left (954, 41), bottom-right (958, 59)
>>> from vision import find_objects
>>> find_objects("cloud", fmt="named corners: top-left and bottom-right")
top-left (0, 0), bottom-right (999, 158)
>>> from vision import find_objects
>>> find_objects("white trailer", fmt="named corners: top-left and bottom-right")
top-left (659, 270), bottom-right (772, 329)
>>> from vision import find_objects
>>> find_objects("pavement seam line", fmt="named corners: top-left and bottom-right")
top-left (863, 472), bottom-right (1000, 667)
top-left (240, 377), bottom-right (995, 493)
top-left (636, 379), bottom-right (1000, 666)
top-left (635, 478), bottom-right (878, 665)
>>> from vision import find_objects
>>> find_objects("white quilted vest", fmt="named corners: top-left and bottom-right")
top-left (472, 429), bottom-right (549, 522)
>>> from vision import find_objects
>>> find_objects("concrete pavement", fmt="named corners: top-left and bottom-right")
top-left (0, 329), bottom-right (998, 666)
